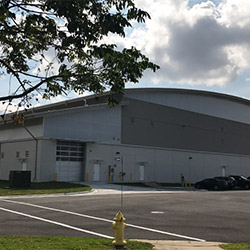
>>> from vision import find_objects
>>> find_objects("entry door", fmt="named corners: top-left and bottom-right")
top-left (139, 165), bottom-right (145, 181)
top-left (93, 164), bottom-right (100, 181)
top-left (21, 162), bottom-right (27, 171)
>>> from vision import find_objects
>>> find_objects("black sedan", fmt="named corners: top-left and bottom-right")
top-left (229, 175), bottom-right (250, 189)
top-left (214, 176), bottom-right (236, 189)
top-left (195, 178), bottom-right (228, 191)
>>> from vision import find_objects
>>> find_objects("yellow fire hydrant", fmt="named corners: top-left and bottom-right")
top-left (112, 211), bottom-right (127, 248)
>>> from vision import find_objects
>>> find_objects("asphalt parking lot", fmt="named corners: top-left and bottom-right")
top-left (0, 187), bottom-right (250, 243)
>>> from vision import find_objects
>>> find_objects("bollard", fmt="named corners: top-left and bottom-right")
top-left (130, 172), bottom-right (132, 182)
top-left (112, 211), bottom-right (127, 248)
top-left (86, 173), bottom-right (89, 182)
top-left (55, 172), bottom-right (58, 181)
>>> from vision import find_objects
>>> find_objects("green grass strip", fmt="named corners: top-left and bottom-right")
top-left (0, 236), bottom-right (153, 250)
top-left (220, 243), bottom-right (250, 250)
top-left (0, 181), bottom-right (91, 196)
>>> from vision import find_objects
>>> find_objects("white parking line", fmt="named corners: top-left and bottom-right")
top-left (3, 199), bottom-right (206, 242)
top-left (0, 207), bottom-right (113, 239)
top-left (3, 199), bottom-right (113, 223)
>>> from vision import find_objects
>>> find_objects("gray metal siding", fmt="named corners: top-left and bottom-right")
top-left (0, 118), bottom-right (43, 142)
top-left (39, 140), bottom-right (57, 182)
top-left (125, 89), bottom-right (250, 124)
top-left (84, 143), bottom-right (250, 183)
top-left (43, 105), bottom-right (121, 143)
top-left (121, 99), bottom-right (250, 155)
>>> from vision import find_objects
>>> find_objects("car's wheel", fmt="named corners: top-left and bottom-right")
top-left (245, 184), bottom-right (250, 189)
top-left (213, 185), bottom-right (218, 191)
top-left (196, 184), bottom-right (200, 189)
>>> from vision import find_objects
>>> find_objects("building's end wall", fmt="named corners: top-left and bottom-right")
top-left (0, 139), bottom-right (56, 183)
top-left (0, 140), bottom-right (40, 181)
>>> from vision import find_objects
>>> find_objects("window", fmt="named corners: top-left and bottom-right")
top-left (56, 141), bottom-right (84, 162)
top-left (16, 152), bottom-right (20, 158)
top-left (1, 152), bottom-right (4, 159)
top-left (25, 151), bottom-right (29, 158)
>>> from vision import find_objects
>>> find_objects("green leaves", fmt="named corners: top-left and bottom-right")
top-left (0, 0), bottom-right (159, 107)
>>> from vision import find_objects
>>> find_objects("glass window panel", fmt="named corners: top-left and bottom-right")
top-left (56, 141), bottom-right (84, 162)
top-left (61, 157), bottom-right (69, 161)
top-left (60, 152), bottom-right (69, 156)
top-left (61, 146), bottom-right (69, 151)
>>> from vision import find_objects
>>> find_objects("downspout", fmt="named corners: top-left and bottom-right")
top-left (22, 126), bottom-right (38, 181)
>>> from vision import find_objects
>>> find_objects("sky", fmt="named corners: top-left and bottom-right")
top-left (121, 0), bottom-right (250, 100)
top-left (1, 0), bottom-right (250, 112)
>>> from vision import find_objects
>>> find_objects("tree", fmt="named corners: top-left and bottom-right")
top-left (0, 0), bottom-right (159, 113)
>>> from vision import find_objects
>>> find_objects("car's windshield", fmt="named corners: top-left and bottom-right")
top-left (240, 176), bottom-right (247, 180)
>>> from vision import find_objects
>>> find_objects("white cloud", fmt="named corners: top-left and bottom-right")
top-left (0, 103), bottom-right (6, 114)
top-left (0, 101), bottom-right (20, 115)
top-left (218, 0), bottom-right (250, 28)
top-left (111, 0), bottom-right (250, 87)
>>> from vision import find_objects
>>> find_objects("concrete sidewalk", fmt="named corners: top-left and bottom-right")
top-left (80, 181), bottom-right (196, 193)
top-left (135, 240), bottom-right (223, 250)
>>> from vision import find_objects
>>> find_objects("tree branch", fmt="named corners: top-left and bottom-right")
top-left (0, 59), bottom-right (26, 92)
top-left (0, 72), bottom-right (90, 102)
top-left (8, 2), bottom-right (55, 16)
top-left (0, 75), bottom-right (58, 102)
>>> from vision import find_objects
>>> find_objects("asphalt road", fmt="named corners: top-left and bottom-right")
top-left (0, 189), bottom-right (250, 243)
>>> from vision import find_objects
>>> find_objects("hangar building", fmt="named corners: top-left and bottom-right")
top-left (1, 88), bottom-right (250, 183)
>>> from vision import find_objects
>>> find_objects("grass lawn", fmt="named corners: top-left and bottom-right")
top-left (0, 180), bottom-right (92, 196)
top-left (0, 236), bottom-right (153, 250)
top-left (220, 243), bottom-right (250, 250)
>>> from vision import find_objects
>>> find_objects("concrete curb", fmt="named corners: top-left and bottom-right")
top-left (0, 189), bottom-right (94, 200)
top-left (134, 240), bottom-right (223, 250)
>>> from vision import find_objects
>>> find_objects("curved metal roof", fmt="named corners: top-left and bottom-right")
top-left (124, 88), bottom-right (250, 106)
